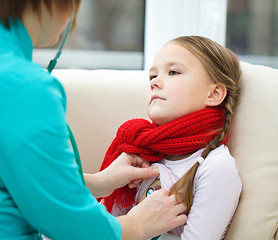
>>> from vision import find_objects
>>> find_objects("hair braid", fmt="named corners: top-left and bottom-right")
top-left (201, 107), bottom-right (232, 159)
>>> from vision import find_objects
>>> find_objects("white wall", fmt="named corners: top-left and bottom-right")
top-left (144, 0), bottom-right (228, 70)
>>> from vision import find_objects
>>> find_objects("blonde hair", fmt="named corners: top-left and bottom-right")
top-left (168, 36), bottom-right (241, 214)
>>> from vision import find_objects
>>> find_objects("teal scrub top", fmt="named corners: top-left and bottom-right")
top-left (0, 19), bottom-right (122, 240)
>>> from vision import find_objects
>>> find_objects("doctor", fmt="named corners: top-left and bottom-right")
top-left (0, 1), bottom-right (187, 240)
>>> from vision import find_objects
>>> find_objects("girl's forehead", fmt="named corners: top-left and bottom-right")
top-left (159, 42), bottom-right (185, 53)
top-left (153, 43), bottom-right (200, 68)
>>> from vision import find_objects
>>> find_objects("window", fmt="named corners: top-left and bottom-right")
top-left (144, 0), bottom-right (228, 69)
top-left (226, 0), bottom-right (278, 68)
top-left (33, 0), bottom-right (145, 70)
top-left (33, 0), bottom-right (277, 70)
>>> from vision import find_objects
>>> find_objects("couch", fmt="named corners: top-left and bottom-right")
top-left (53, 61), bottom-right (278, 240)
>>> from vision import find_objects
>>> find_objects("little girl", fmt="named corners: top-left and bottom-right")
top-left (99, 36), bottom-right (242, 240)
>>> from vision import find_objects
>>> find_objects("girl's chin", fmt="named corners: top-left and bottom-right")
top-left (148, 115), bottom-right (170, 126)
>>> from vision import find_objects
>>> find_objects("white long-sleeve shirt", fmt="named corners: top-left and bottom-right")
top-left (135, 145), bottom-right (242, 240)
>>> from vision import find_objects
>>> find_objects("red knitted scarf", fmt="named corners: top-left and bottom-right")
top-left (99, 107), bottom-right (227, 212)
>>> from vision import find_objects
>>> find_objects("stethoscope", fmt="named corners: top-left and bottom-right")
top-left (47, 11), bottom-right (85, 185)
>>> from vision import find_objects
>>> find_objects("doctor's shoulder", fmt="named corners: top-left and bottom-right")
top-left (7, 59), bottom-right (66, 105)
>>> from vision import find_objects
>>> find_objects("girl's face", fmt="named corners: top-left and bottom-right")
top-left (146, 42), bottom-right (216, 125)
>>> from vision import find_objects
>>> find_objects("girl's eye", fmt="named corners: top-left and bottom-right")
top-left (169, 70), bottom-right (179, 76)
top-left (149, 75), bottom-right (157, 81)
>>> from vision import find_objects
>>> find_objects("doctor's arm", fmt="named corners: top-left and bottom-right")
top-left (84, 153), bottom-right (188, 240)
top-left (118, 189), bottom-right (187, 240)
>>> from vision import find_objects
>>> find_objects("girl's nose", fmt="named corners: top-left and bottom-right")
top-left (150, 76), bottom-right (161, 89)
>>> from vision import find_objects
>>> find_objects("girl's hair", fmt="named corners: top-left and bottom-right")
top-left (168, 36), bottom-right (241, 214)
top-left (0, 0), bottom-right (81, 30)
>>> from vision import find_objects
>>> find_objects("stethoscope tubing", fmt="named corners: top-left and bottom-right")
top-left (46, 10), bottom-right (85, 185)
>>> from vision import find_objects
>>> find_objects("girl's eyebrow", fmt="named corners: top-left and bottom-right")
top-left (149, 61), bottom-right (187, 73)
top-left (166, 61), bottom-right (187, 68)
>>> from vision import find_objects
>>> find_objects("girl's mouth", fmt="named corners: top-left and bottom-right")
top-left (151, 95), bottom-right (165, 103)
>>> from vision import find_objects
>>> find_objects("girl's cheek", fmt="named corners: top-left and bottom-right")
top-left (145, 89), bottom-right (151, 105)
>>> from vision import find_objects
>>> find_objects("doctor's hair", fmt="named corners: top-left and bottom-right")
top-left (168, 36), bottom-right (241, 214)
top-left (0, 0), bottom-right (81, 29)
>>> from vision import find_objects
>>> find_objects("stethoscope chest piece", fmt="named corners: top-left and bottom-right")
top-left (146, 184), bottom-right (161, 197)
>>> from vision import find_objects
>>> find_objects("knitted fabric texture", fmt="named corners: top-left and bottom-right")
top-left (99, 107), bottom-right (227, 213)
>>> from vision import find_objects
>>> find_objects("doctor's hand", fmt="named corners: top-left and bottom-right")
top-left (118, 189), bottom-right (187, 240)
top-left (109, 152), bottom-right (160, 188)
top-left (84, 153), bottom-right (159, 198)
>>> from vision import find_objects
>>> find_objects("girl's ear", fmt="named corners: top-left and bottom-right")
top-left (206, 83), bottom-right (227, 107)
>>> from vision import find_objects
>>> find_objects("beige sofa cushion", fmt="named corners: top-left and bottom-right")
top-left (53, 62), bottom-right (278, 239)
top-left (225, 62), bottom-right (278, 240)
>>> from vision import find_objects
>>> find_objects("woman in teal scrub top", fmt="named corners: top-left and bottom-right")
top-left (0, 1), bottom-right (187, 240)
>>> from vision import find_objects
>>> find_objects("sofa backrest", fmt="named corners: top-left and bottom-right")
top-left (53, 62), bottom-right (278, 240)
top-left (53, 69), bottom-right (149, 173)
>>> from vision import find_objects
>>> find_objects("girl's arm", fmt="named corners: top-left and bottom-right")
top-left (181, 149), bottom-right (242, 240)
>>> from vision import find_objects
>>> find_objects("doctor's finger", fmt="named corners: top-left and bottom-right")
top-left (173, 202), bottom-right (187, 214)
top-left (128, 154), bottom-right (151, 168)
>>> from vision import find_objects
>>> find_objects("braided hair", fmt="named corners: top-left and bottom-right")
top-left (168, 36), bottom-right (241, 214)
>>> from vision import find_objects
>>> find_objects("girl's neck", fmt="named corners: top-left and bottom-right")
top-left (165, 153), bottom-right (192, 161)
